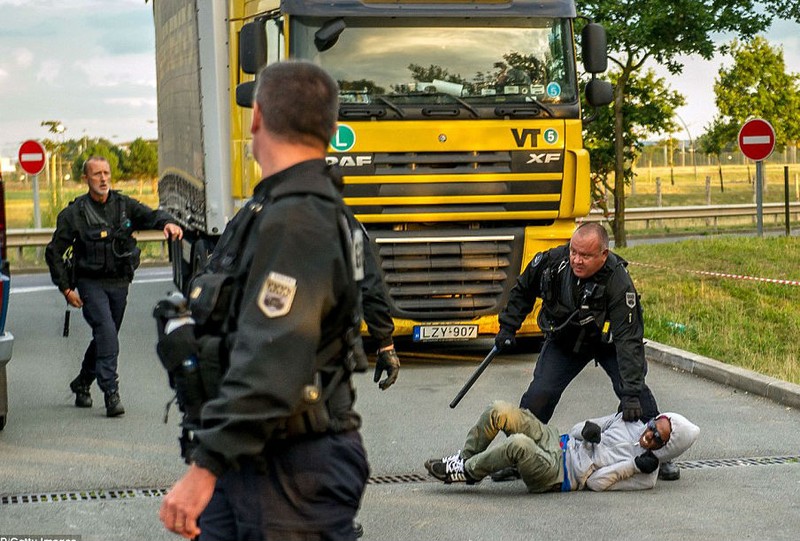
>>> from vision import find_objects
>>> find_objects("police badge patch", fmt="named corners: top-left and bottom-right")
top-left (626, 291), bottom-right (636, 308)
top-left (258, 272), bottom-right (297, 318)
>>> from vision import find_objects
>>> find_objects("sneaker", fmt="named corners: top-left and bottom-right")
top-left (490, 466), bottom-right (522, 482)
top-left (658, 460), bottom-right (680, 481)
top-left (424, 450), bottom-right (462, 471)
top-left (69, 376), bottom-right (92, 408)
top-left (104, 392), bottom-right (125, 418)
top-left (426, 453), bottom-right (476, 484)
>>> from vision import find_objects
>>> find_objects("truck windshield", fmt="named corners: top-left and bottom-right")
top-left (291, 16), bottom-right (577, 113)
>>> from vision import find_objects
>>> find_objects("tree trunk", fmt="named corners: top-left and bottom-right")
top-left (612, 73), bottom-right (628, 248)
top-left (716, 155), bottom-right (725, 193)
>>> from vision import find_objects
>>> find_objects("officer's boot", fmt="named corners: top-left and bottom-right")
top-left (104, 391), bottom-right (125, 418)
top-left (69, 376), bottom-right (93, 408)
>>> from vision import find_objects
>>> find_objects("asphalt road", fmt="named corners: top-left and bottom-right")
top-left (1, 269), bottom-right (799, 540)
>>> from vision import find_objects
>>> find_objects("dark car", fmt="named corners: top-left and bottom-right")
top-left (0, 171), bottom-right (14, 430)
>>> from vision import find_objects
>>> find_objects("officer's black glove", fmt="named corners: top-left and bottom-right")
top-left (156, 324), bottom-right (198, 374)
top-left (620, 396), bottom-right (642, 422)
top-left (374, 348), bottom-right (400, 390)
top-left (634, 450), bottom-right (660, 474)
top-left (581, 421), bottom-right (602, 444)
top-left (494, 326), bottom-right (517, 351)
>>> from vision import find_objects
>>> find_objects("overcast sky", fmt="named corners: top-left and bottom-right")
top-left (1, 1), bottom-right (799, 159)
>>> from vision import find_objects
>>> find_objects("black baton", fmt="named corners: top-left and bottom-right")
top-left (449, 345), bottom-right (499, 409)
top-left (63, 308), bottom-right (71, 337)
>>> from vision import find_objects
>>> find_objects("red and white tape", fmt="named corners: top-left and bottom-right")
top-left (630, 262), bottom-right (800, 287)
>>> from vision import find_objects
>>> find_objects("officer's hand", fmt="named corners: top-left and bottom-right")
top-left (64, 288), bottom-right (83, 308)
top-left (494, 327), bottom-right (517, 351)
top-left (374, 347), bottom-right (400, 390)
top-left (159, 463), bottom-right (216, 538)
top-left (634, 450), bottom-right (659, 474)
top-left (156, 324), bottom-right (198, 373)
top-left (163, 223), bottom-right (184, 241)
top-left (620, 396), bottom-right (642, 422)
top-left (581, 421), bottom-right (602, 444)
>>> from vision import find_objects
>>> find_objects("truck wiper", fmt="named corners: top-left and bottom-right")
top-left (374, 96), bottom-right (405, 118)
top-left (494, 99), bottom-right (554, 118)
top-left (421, 92), bottom-right (479, 118)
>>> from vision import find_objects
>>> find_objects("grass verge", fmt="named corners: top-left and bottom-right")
top-left (616, 236), bottom-right (800, 385)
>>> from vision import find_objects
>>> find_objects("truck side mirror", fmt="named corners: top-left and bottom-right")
top-left (314, 18), bottom-right (346, 52)
top-left (586, 78), bottom-right (613, 108)
top-left (581, 23), bottom-right (608, 74)
top-left (240, 20), bottom-right (267, 74)
top-left (236, 81), bottom-right (256, 108)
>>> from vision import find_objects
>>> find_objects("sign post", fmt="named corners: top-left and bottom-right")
top-left (738, 119), bottom-right (776, 237)
top-left (18, 140), bottom-right (47, 229)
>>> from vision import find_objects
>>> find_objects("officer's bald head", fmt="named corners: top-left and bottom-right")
top-left (569, 223), bottom-right (609, 278)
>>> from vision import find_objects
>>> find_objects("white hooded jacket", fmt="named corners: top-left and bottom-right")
top-left (562, 412), bottom-right (700, 491)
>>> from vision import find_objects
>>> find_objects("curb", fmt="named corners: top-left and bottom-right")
top-left (645, 340), bottom-right (800, 410)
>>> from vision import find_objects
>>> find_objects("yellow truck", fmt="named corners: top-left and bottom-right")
top-left (152, 0), bottom-right (611, 343)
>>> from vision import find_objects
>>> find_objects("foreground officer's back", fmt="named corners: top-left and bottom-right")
top-left (158, 61), bottom-right (370, 541)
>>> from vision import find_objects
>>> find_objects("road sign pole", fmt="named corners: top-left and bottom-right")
top-left (755, 161), bottom-right (764, 237)
top-left (32, 174), bottom-right (42, 229)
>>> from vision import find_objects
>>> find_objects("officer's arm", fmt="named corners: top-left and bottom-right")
top-left (498, 251), bottom-right (548, 330)
top-left (606, 267), bottom-right (646, 397)
top-left (126, 196), bottom-right (179, 231)
top-left (44, 210), bottom-right (76, 292)
top-left (360, 228), bottom-right (394, 349)
top-left (193, 200), bottom-right (341, 471)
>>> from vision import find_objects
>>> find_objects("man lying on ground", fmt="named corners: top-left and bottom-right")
top-left (425, 400), bottom-right (699, 492)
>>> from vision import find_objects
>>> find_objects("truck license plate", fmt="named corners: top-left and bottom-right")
top-left (413, 324), bottom-right (478, 342)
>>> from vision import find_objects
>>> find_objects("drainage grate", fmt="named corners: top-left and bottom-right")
top-left (1, 487), bottom-right (169, 505)
top-left (677, 455), bottom-right (800, 470)
top-left (369, 473), bottom-right (428, 485)
top-left (3, 456), bottom-right (799, 506)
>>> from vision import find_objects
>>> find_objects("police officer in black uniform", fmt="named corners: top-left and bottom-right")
top-left (45, 156), bottom-right (182, 417)
top-left (158, 61), bottom-right (370, 540)
top-left (493, 222), bottom-right (679, 481)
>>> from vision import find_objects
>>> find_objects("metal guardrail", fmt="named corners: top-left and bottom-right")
top-left (582, 201), bottom-right (800, 222)
top-left (5, 229), bottom-right (168, 260)
top-left (6, 202), bottom-right (799, 253)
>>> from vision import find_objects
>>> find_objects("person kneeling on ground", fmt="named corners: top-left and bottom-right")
top-left (425, 400), bottom-right (699, 492)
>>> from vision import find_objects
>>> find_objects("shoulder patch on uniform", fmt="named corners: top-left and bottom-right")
top-left (530, 252), bottom-right (543, 268)
top-left (258, 272), bottom-right (297, 318)
top-left (626, 291), bottom-right (636, 309)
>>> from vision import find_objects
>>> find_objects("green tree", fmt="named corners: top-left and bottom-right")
top-left (71, 140), bottom-right (123, 183)
top-left (123, 138), bottom-right (158, 180)
top-left (577, 0), bottom-right (772, 247)
top-left (768, 1), bottom-right (800, 22)
top-left (584, 69), bottom-right (683, 219)
top-left (696, 118), bottom-right (739, 192)
top-left (714, 37), bottom-right (800, 156)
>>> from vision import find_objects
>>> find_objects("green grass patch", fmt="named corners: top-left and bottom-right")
top-left (616, 236), bottom-right (800, 385)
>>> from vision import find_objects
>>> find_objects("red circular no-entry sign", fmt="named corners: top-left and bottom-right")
top-left (738, 118), bottom-right (776, 162)
top-left (18, 139), bottom-right (47, 175)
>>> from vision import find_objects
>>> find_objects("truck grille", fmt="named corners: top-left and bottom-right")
top-left (373, 229), bottom-right (525, 320)
top-left (338, 150), bottom-right (564, 217)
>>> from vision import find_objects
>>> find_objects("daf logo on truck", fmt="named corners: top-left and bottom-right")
top-left (326, 154), bottom-right (375, 175)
